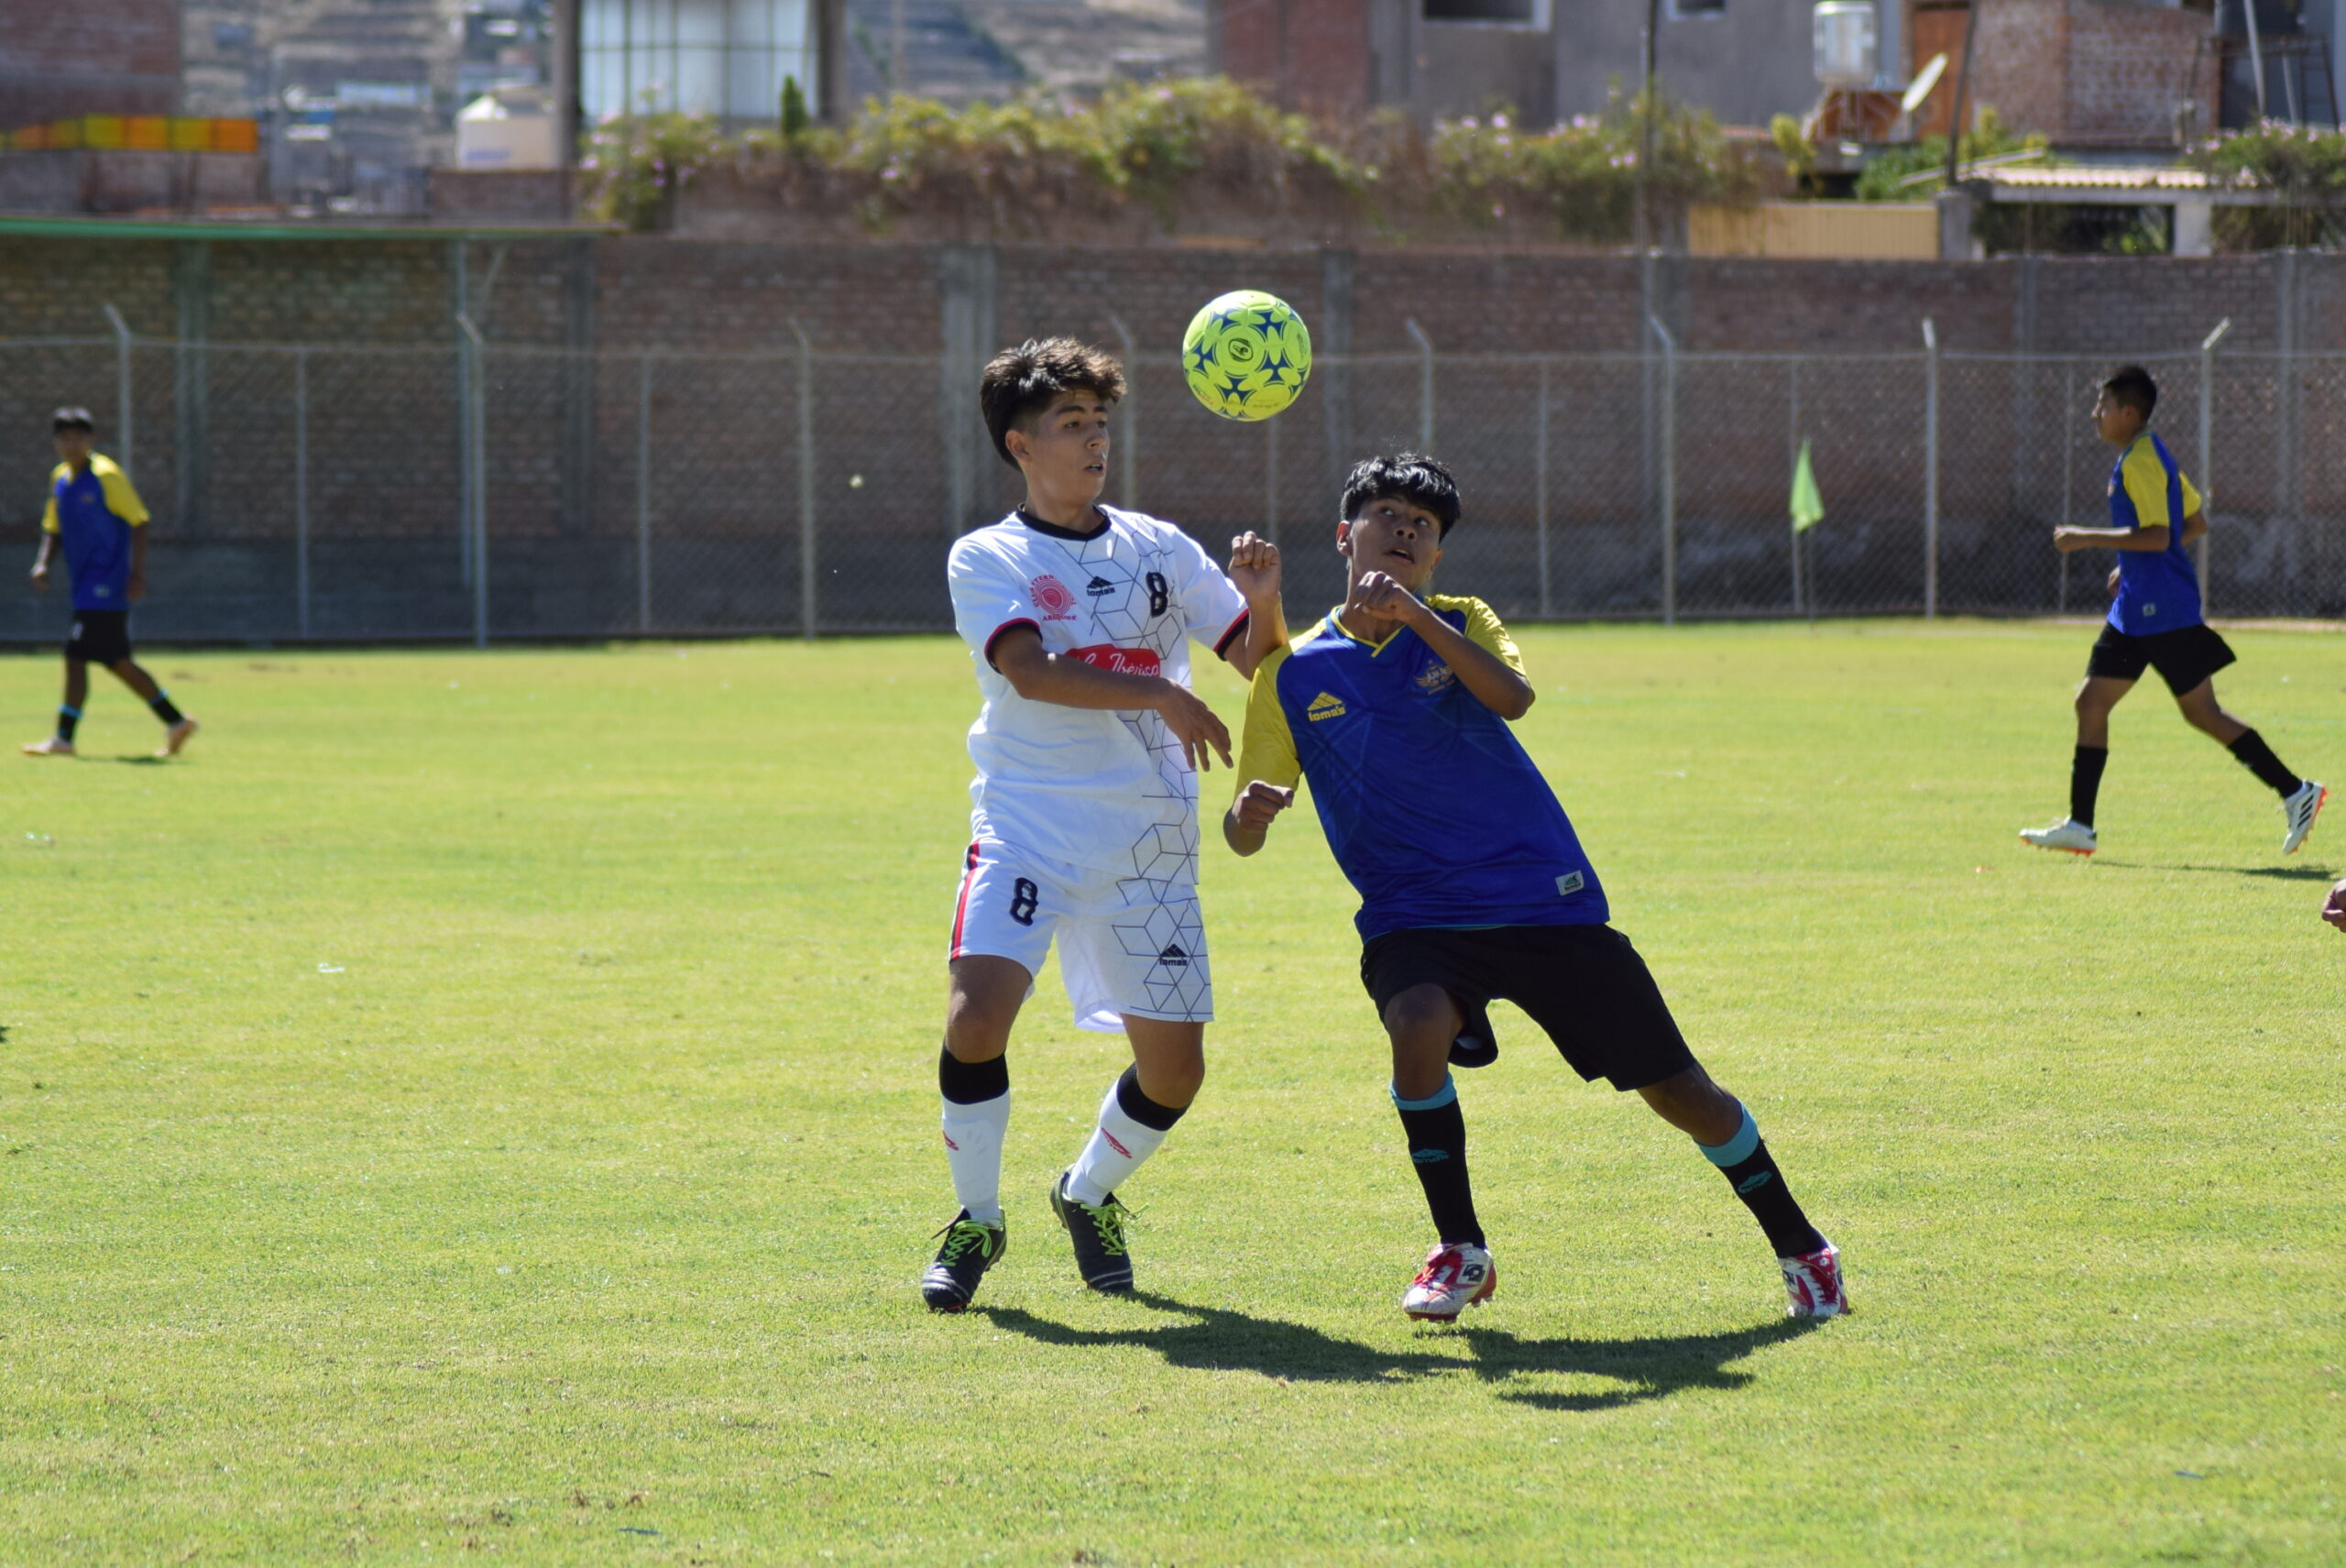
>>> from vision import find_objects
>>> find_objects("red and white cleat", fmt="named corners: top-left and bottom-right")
top-left (2020, 817), bottom-right (2097, 856)
top-left (1780, 1238), bottom-right (1849, 1320)
top-left (1401, 1242), bottom-right (1496, 1321)
top-left (2282, 781), bottom-right (2326, 855)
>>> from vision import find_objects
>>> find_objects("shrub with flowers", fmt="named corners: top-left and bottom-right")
top-left (579, 103), bottom-right (738, 231)
top-left (2187, 120), bottom-right (2346, 249)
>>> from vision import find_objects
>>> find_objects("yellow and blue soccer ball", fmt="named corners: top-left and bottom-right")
top-left (1182, 290), bottom-right (1311, 422)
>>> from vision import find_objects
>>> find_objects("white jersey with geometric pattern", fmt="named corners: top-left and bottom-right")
top-left (947, 505), bottom-right (1250, 889)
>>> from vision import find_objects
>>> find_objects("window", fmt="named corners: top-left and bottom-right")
top-left (1422, 0), bottom-right (1548, 26)
top-left (581, 0), bottom-right (819, 123)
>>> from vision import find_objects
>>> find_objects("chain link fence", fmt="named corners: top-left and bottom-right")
top-left (4, 319), bottom-right (2341, 645)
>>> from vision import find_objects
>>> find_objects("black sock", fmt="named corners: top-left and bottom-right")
top-left (149, 692), bottom-right (184, 727)
top-left (55, 705), bottom-right (80, 742)
top-left (1699, 1105), bottom-right (1824, 1258)
top-left (1392, 1076), bottom-right (1483, 1249)
top-left (2070, 745), bottom-right (2109, 828)
top-left (2228, 729), bottom-right (2302, 799)
top-left (937, 1045), bottom-right (1008, 1105)
top-left (1113, 1065), bottom-right (1186, 1131)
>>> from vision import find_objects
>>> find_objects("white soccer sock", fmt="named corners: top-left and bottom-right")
top-left (1065, 1076), bottom-right (1172, 1207)
top-left (941, 1090), bottom-right (1010, 1225)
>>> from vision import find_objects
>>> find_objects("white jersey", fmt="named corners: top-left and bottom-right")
top-left (948, 506), bottom-right (1251, 882)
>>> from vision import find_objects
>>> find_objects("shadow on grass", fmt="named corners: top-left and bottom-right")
top-left (2095, 860), bottom-right (2334, 881)
top-left (975, 1293), bottom-right (1822, 1411)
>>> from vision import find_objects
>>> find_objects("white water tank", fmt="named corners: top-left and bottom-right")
top-left (1814, 1), bottom-right (1878, 89)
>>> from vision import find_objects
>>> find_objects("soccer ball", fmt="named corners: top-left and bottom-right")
top-left (1181, 290), bottom-right (1312, 422)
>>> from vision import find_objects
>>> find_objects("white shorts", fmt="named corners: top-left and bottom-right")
top-left (946, 839), bottom-right (1212, 1033)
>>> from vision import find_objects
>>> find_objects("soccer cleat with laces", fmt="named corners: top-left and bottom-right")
top-left (920, 1211), bottom-right (1005, 1312)
top-left (2282, 781), bottom-right (2326, 855)
top-left (1048, 1172), bottom-right (1134, 1291)
top-left (2020, 817), bottom-right (2097, 856)
top-left (1780, 1237), bottom-right (1848, 1320)
top-left (1401, 1242), bottom-right (1496, 1321)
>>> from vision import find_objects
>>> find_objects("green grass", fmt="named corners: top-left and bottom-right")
top-left (4, 622), bottom-right (2342, 1566)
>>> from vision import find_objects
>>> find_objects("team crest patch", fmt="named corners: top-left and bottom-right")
top-left (1030, 574), bottom-right (1079, 620)
top-left (1416, 662), bottom-right (1455, 694)
top-left (1306, 692), bottom-right (1346, 722)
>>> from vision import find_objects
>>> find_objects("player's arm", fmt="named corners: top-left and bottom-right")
top-left (2180, 510), bottom-right (2208, 547)
top-left (2058, 448), bottom-right (2178, 554)
top-left (126, 523), bottom-right (148, 601)
top-left (1223, 531), bottom-right (1287, 681)
top-left (30, 502), bottom-right (57, 591)
top-left (1222, 647), bottom-right (1300, 855)
top-left (99, 465), bottom-right (152, 599)
top-left (992, 627), bottom-right (1232, 773)
top-left (2054, 522), bottom-right (2170, 554)
top-left (1351, 575), bottom-right (1533, 719)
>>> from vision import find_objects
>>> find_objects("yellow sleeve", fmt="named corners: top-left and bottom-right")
top-left (41, 464), bottom-right (63, 532)
top-left (2180, 469), bottom-right (2203, 517)
top-left (1436, 596), bottom-right (1526, 676)
top-left (2120, 443), bottom-right (2172, 530)
top-left (93, 457), bottom-right (149, 526)
top-left (1233, 643), bottom-right (1302, 794)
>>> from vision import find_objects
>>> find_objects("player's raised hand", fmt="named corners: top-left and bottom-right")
top-left (1155, 681), bottom-right (1233, 773)
top-left (2324, 878), bottom-right (2346, 932)
top-left (1227, 532), bottom-right (1281, 603)
top-left (1348, 570), bottom-right (1426, 625)
top-left (1231, 780), bottom-right (1294, 832)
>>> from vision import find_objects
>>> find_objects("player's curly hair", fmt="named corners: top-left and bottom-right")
top-left (2101, 364), bottom-right (2159, 421)
top-left (979, 338), bottom-right (1126, 468)
top-left (1340, 452), bottom-right (1462, 537)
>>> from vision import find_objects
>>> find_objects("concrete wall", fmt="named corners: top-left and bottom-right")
top-left (0, 0), bottom-right (181, 126)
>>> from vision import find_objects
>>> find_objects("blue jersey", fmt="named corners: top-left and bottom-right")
top-left (41, 455), bottom-right (148, 612)
top-left (2106, 433), bottom-right (2203, 637)
top-left (1233, 597), bottom-right (1607, 940)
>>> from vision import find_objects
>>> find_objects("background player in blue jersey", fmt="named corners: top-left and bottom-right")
top-left (1223, 453), bottom-right (1845, 1322)
top-left (22, 408), bottom-right (197, 759)
top-left (2021, 367), bottom-right (2320, 857)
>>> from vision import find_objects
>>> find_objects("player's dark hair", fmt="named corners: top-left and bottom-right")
top-left (50, 406), bottom-right (94, 433)
top-left (2101, 365), bottom-right (2159, 422)
top-left (1340, 452), bottom-right (1462, 537)
top-left (979, 338), bottom-right (1125, 468)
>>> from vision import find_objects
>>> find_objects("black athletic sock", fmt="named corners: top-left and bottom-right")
top-left (937, 1045), bottom-right (1009, 1105)
top-left (1392, 1076), bottom-right (1484, 1249)
top-left (2070, 744), bottom-right (2109, 828)
top-left (148, 692), bottom-right (184, 727)
top-left (1698, 1104), bottom-right (1825, 1259)
top-left (2227, 729), bottom-right (2303, 799)
top-left (1113, 1065), bottom-right (1186, 1132)
top-left (54, 705), bottom-right (80, 742)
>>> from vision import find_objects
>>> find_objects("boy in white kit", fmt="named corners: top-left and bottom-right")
top-left (921, 337), bottom-right (1284, 1310)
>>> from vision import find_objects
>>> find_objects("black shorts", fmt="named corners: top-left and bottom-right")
top-left (2086, 622), bottom-right (2235, 696)
top-left (64, 610), bottom-right (131, 665)
top-left (1359, 923), bottom-right (1697, 1092)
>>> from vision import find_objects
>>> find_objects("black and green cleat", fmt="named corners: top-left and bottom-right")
top-left (1048, 1173), bottom-right (1135, 1292)
top-left (920, 1212), bottom-right (1006, 1312)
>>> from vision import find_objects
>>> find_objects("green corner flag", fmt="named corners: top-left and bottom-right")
top-left (1791, 438), bottom-right (1824, 533)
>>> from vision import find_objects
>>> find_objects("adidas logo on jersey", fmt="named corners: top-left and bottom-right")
top-left (1085, 576), bottom-right (1116, 597)
top-left (1307, 692), bottom-right (1346, 722)
top-left (1157, 943), bottom-right (1189, 969)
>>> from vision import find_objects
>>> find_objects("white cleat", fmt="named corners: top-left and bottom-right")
top-left (160, 718), bottom-right (199, 757)
top-left (20, 736), bottom-right (74, 757)
top-left (2020, 817), bottom-right (2097, 856)
top-left (2282, 781), bottom-right (2326, 855)
top-left (1401, 1242), bottom-right (1496, 1321)
top-left (1781, 1238), bottom-right (1849, 1320)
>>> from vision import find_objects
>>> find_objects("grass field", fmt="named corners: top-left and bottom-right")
top-left (4, 621), bottom-right (2342, 1566)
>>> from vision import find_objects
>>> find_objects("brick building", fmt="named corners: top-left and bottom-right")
top-left (0, 0), bottom-right (182, 126)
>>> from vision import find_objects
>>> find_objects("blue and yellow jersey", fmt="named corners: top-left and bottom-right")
top-left (2106, 432), bottom-right (2204, 637)
top-left (1234, 595), bottom-right (1608, 940)
top-left (41, 455), bottom-right (148, 612)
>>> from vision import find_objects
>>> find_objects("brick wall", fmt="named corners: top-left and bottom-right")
top-left (1211, 0), bottom-right (1372, 114)
top-left (1968, 0), bottom-right (2216, 144)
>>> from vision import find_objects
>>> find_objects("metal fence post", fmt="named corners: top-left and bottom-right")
top-left (294, 347), bottom-right (310, 640)
top-left (1109, 314), bottom-right (1138, 510)
top-left (2198, 317), bottom-right (2231, 613)
top-left (102, 304), bottom-right (134, 477)
top-left (1535, 358), bottom-right (1551, 618)
top-left (792, 320), bottom-right (817, 641)
top-left (2059, 366), bottom-right (2075, 614)
top-left (1405, 318), bottom-right (1435, 452)
top-left (637, 352), bottom-right (653, 633)
top-left (1922, 317), bottom-right (1939, 620)
top-left (456, 313), bottom-right (488, 648)
top-left (1787, 356), bottom-right (1802, 615)
top-left (1648, 315), bottom-right (1677, 626)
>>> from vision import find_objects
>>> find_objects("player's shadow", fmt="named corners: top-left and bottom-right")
top-left (974, 1292), bottom-right (1820, 1412)
top-left (2095, 860), bottom-right (2334, 881)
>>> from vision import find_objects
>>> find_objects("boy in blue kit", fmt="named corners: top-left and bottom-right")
top-left (1223, 454), bottom-right (1844, 1323)
top-left (22, 409), bottom-right (197, 759)
top-left (2022, 366), bottom-right (2320, 856)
